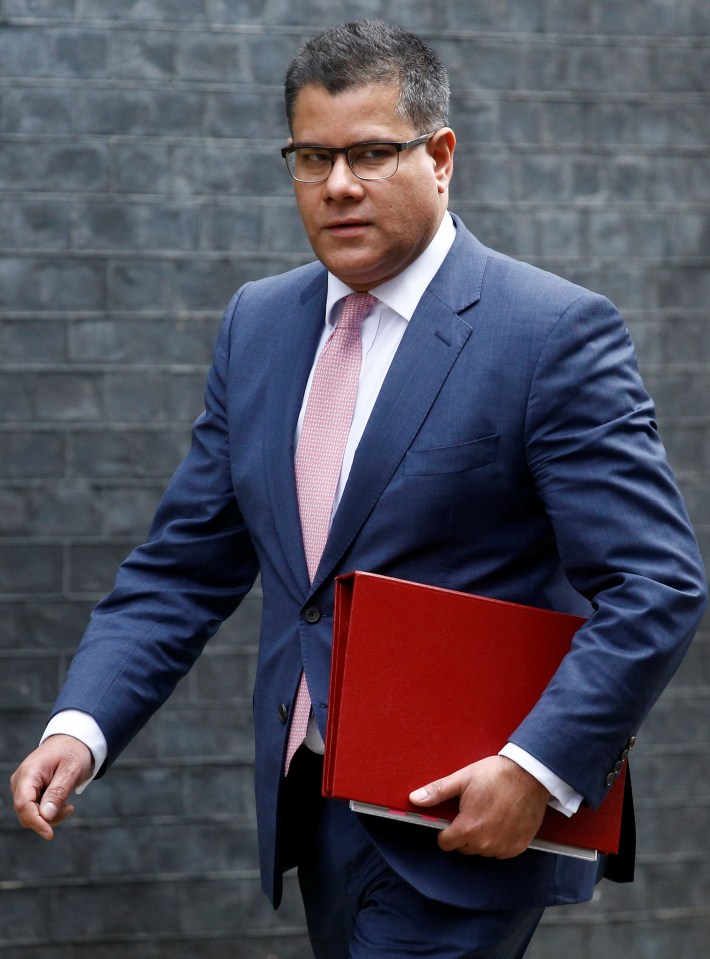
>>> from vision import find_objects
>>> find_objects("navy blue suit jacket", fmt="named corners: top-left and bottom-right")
top-left (54, 217), bottom-right (707, 910)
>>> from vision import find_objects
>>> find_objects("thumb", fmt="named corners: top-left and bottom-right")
top-left (409, 772), bottom-right (462, 806)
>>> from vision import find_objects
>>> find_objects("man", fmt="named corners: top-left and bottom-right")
top-left (11, 20), bottom-right (707, 959)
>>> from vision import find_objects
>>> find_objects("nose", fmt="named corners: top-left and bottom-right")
top-left (323, 153), bottom-right (365, 201)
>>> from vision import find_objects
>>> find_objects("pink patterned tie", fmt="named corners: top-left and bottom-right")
top-left (284, 291), bottom-right (377, 773)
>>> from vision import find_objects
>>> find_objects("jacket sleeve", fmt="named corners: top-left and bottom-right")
top-left (52, 289), bottom-right (260, 770)
top-left (508, 290), bottom-right (708, 808)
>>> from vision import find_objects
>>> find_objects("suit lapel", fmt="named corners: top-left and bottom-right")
top-left (264, 270), bottom-right (327, 593)
top-left (311, 222), bottom-right (488, 592)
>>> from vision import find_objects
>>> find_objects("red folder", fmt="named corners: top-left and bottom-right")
top-left (323, 571), bottom-right (626, 858)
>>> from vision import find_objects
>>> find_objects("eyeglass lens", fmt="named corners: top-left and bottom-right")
top-left (287, 144), bottom-right (400, 182)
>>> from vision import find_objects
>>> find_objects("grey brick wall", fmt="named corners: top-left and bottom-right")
top-left (0, 2), bottom-right (708, 957)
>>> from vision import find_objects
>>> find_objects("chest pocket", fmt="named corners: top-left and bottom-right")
top-left (404, 433), bottom-right (500, 476)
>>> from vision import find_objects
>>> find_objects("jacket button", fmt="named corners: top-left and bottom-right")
top-left (278, 703), bottom-right (288, 724)
top-left (304, 605), bottom-right (322, 624)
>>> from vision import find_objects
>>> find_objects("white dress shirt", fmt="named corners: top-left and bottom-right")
top-left (43, 212), bottom-right (581, 816)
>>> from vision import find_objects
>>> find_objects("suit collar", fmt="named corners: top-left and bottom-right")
top-left (264, 217), bottom-right (490, 596)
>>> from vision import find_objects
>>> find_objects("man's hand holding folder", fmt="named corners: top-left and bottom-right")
top-left (324, 571), bottom-right (628, 860)
top-left (409, 755), bottom-right (551, 859)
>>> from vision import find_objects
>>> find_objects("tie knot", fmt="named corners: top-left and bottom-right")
top-left (338, 292), bottom-right (377, 332)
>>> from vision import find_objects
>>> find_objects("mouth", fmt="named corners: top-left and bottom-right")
top-left (325, 220), bottom-right (370, 237)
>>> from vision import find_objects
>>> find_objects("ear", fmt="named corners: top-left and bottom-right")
top-left (429, 127), bottom-right (456, 194)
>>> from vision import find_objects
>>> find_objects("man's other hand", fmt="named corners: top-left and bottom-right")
top-left (409, 755), bottom-right (551, 858)
top-left (10, 735), bottom-right (93, 840)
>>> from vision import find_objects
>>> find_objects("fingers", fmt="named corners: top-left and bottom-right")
top-left (10, 736), bottom-right (92, 841)
top-left (409, 757), bottom-right (551, 859)
top-left (409, 771), bottom-right (463, 806)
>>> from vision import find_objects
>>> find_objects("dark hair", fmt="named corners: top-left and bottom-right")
top-left (284, 20), bottom-right (450, 134)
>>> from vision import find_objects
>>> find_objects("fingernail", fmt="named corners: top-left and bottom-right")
top-left (41, 801), bottom-right (59, 821)
top-left (409, 787), bottom-right (430, 802)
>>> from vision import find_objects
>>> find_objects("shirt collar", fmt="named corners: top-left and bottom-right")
top-left (325, 212), bottom-right (457, 327)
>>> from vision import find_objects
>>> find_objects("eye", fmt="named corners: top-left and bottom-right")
top-left (298, 149), bottom-right (332, 166)
top-left (351, 145), bottom-right (394, 165)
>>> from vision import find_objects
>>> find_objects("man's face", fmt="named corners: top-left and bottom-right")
top-left (290, 82), bottom-right (455, 291)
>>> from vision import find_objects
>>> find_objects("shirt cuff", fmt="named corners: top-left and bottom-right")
top-left (499, 742), bottom-right (583, 817)
top-left (40, 710), bottom-right (108, 795)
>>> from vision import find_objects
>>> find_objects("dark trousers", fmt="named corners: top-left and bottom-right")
top-left (282, 747), bottom-right (544, 959)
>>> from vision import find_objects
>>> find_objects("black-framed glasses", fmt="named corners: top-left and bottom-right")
top-left (281, 133), bottom-right (435, 183)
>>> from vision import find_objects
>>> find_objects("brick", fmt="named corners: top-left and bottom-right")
top-left (188, 649), bottom-right (254, 701)
top-left (73, 88), bottom-right (205, 137)
top-left (655, 46), bottom-right (710, 93)
top-left (0, 653), bottom-right (61, 707)
top-left (595, 0), bottom-right (687, 36)
top-left (204, 90), bottom-right (285, 139)
top-left (0, 600), bottom-right (95, 650)
top-left (0, 483), bottom-right (102, 537)
top-left (107, 259), bottom-right (173, 311)
top-left (173, 143), bottom-right (288, 198)
top-left (0, 87), bottom-right (74, 136)
top-left (67, 542), bottom-right (135, 594)
top-left (111, 29), bottom-right (176, 80)
top-left (535, 210), bottom-right (585, 258)
top-left (110, 142), bottom-right (172, 194)
top-left (111, 143), bottom-right (170, 193)
top-left (270, 0), bottom-right (436, 30)
top-left (262, 203), bottom-right (312, 255)
top-left (0, 318), bottom-right (67, 362)
top-left (570, 158), bottom-right (605, 199)
top-left (454, 208), bottom-right (536, 259)
top-left (5, 0), bottom-right (74, 14)
top-left (499, 100), bottom-right (543, 144)
top-left (0, 488), bottom-right (27, 534)
top-left (448, 96), bottom-right (499, 144)
top-left (175, 33), bottom-right (252, 84)
top-left (449, 149), bottom-right (513, 204)
top-left (1, 199), bottom-right (71, 250)
top-left (644, 370), bottom-right (710, 421)
top-left (0, 142), bottom-right (109, 192)
top-left (517, 153), bottom-right (569, 202)
top-left (100, 486), bottom-right (163, 536)
top-left (76, 0), bottom-right (207, 19)
top-left (587, 211), bottom-right (667, 259)
top-left (183, 762), bottom-right (255, 817)
top-left (0, 543), bottom-right (63, 593)
top-left (158, 704), bottom-right (254, 761)
top-left (103, 369), bottom-right (205, 424)
top-left (205, 0), bottom-right (264, 25)
top-left (658, 310), bottom-right (710, 364)
top-left (0, 257), bottom-right (106, 311)
top-left (69, 429), bottom-right (190, 479)
top-left (200, 200), bottom-right (262, 253)
top-left (541, 100), bottom-right (590, 146)
top-left (544, 0), bottom-right (596, 33)
top-left (69, 316), bottom-right (217, 365)
top-left (72, 200), bottom-right (199, 252)
top-left (52, 29), bottom-right (111, 78)
top-left (436, 39), bottom-right (519, 92)
top-left (170, 257), bottom-right (253, 311)
top-left (0, 432), bottom-right (65, 478)
top-left (654, 264), bottom-right (710, 310)
top-left (607, 155), bottom-right (651, 202)
top-left (652, 154), bottom-right (710, 202)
